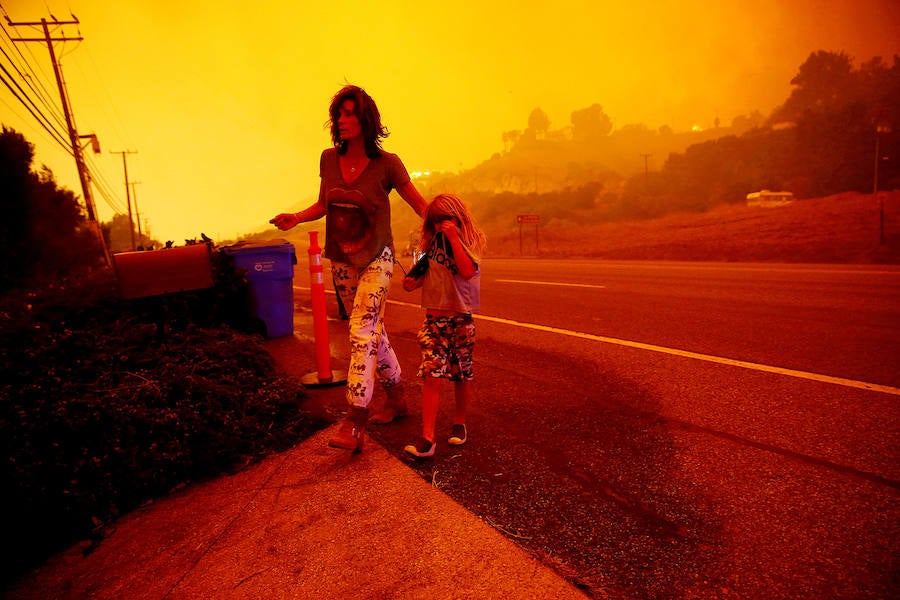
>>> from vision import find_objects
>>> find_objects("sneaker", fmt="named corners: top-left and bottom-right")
top-left (448, 424), bottom-right (467, 446)
top-left (404, 437), bottom-right (435, 458)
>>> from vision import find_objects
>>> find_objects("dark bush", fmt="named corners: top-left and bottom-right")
top-left (0, 262), bottom-right (327, 586)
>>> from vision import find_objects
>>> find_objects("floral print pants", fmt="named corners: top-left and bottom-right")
top-left (331, 247), bottom-right (402, 408)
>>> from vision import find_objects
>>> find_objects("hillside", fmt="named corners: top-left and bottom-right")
top-left (487, 191), bottom-right (900, 263)
top-left (250, 191), bottom-right (899, 265)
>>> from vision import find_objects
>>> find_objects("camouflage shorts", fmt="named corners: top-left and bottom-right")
top-left (416, 314), bottom-right (475, 381)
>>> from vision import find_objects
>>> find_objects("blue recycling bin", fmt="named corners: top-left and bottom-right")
top-left (223, 239), bottom-right (296, 338)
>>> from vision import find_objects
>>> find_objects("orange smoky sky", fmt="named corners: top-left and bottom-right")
top-left (1, 0), bottom-right (898, 244)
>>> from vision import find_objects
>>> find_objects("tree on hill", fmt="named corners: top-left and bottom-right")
top-left (526, 107), bottom-right (550, 140)
top-left (479, 97), bottom-right (743, 193)
top-left (773, 50), bottom-right (855, 123)
top-left (0, 127), bottom-right (31, 289)
top-left (0, 127), bottom-right (104, 291)
top-left (730, 110), bottom-right (764, 134)
top-left (636, 50), bottom-right (900, 212)
top-left (571, 104), bottom-right (613, 141)
top-left (770, 50), bottom-right (900, 128)
top-left (433, 50), bottom-right (898, 231)
top-left (102, 213), bottom-right (162, 252)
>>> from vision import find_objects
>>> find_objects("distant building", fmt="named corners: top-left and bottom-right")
top-left (746, 190), bottom-right (794, 207)
top-left (771, 121), bottom-right (797, 131)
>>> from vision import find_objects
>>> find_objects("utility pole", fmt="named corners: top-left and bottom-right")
top-left (129, 181), bottom-right (142, 246)
top-left (640, 153), bottom-right (652, 178)
top-left (873, 122), bottom-right (891, 244)
top-left (112, 150), bottom-right (137, 251)
top-left (7, 15), bottom-right (110, 262)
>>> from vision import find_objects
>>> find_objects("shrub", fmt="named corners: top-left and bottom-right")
top-left (0, 264), bottom-right (327, 585)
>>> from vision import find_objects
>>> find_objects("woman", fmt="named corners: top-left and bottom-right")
top-left (271, 84), bottom-right (427, 452)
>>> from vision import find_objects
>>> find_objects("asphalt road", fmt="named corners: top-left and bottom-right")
top-left (299, 258), bottom-right (900, 599)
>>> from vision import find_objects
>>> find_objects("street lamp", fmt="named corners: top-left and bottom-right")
top-left (78, 133), bottom-right (100, 154)
top-left (874, 122), bottom-right (891, 244)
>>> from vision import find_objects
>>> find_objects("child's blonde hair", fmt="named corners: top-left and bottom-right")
top-left (420, 193), bottom-right (486, 259)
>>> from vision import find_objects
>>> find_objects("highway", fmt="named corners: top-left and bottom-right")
top-left (299, 258), bottom-right (900, 598)
top-left (472, 259), bottom-right (899, 390)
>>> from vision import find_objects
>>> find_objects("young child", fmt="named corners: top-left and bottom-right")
top-left (402, 194), bottom-right (486, 458)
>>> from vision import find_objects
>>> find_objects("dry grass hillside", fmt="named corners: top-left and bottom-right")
top-left (487, 191), bottom-right (900, 263)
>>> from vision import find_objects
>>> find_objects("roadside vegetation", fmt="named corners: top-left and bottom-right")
top-left (0, 262), bottom-right (329, 587)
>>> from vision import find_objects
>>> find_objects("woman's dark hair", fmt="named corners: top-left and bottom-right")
top-left (328, 85), bottom-right (388, 158)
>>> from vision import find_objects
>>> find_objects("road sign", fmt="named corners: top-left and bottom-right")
top-left (516, 215), bottom-right (540, 254)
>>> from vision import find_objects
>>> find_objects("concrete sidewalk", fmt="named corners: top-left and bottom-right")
top-left (7, 326), bottom-right (588, 599)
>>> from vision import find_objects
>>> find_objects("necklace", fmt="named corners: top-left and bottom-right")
top-left (344, 154), bottom-right (367, 176)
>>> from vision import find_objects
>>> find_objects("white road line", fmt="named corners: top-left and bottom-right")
top-left (294, 286), bottom-right (900, 396)
top-left (493, 262), bottom-right (900, 277)
top-left (470, 313), bottom-right (900, 396)
top-left (496, 279), bottom-right (606, 289)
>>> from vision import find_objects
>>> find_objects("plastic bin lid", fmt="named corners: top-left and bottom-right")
top-left (223, 238), bottom-right (295, 254)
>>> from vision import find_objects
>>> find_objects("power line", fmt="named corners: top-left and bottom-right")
top-left (2, 7), bottom-right (139, 250)
top-left (5, 12), bottom-right (110, 263)
top-left (69, 33), bottom-right (134, 151)
top-left (0, 59), bottom-right (69, 149)
top-left (0, 14), bottom-right (67, 128)
top-left (83, 152), bottom-right (126, 214)
top-left (3, 16), bottom-right (65, 127)
top-left (6, 16), bottom-right (97, 218)
top-left (2, 11), bottom-right (127, 223)
top-left (0, 45), bottom-right (61, 125)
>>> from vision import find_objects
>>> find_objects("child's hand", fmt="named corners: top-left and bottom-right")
top-left (437, 220), bottom-right (459, 238)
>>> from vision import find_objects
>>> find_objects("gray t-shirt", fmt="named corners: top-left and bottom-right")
top-left (420, 232), bottom-right (481, 313)
top-left (319, 147), bottom-right (410, 267)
